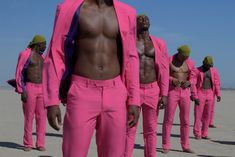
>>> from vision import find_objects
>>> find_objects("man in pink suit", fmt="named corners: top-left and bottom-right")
top-left (15, 35), bottom-right (47, 151)
top-left (125, 14), bottom-right (169, 157)
top-left (162, 45), bottom-right (195, 153)
top-left (209, 69), bottom-right (221, 128)
top-left (191, 56), bottom-right (221, 139)
top-left (43, 0), bottom-right (140, 156)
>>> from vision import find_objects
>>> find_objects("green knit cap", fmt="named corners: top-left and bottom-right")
top-left (203, 56), bottom-right (213, 66)
top-left (177, 45), bottom-right (191, 57)
top-left (28, 35), bottom-right (46, 47)
top-left (137, 14), bottom-right (147, 20)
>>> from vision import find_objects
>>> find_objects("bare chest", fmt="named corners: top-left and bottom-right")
top-left (170, 61), bottom-right (188, 73)
top-left (78, 6), bottom-right (119, 38)
top-left (137, 40), bottom-right (155, 59)
top-left (29, 53), bottom-right (43, 67)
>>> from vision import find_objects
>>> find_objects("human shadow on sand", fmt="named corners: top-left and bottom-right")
top-left (139, 132), bottom-right (195, 139)
top-left (198, 155), bottom-right (228, 157)
top-left (33, 132), bottom-right (62, 138)
top-left (134, 144), bottom-right (169, 152)
top-left (0, 142), bottom-right (24, 150)
top-left (211, 140), bottom-right (235, 145)
top-left (158, 123), bottom-right (193, 127)
top-left (154, 133), bottom-right (195, 139)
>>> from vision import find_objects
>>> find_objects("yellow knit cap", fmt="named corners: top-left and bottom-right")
top-left (177, 45), bottom-right (191, 57)
top-left (203, 56), bottom-right (213, 66)
top-left (28, 35), bottom-right (46, 47)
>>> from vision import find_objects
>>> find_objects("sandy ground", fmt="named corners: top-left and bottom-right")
top-left (0, 89), bottom-right (235, 157)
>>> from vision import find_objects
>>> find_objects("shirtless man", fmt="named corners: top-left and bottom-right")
top-left (162, 45), bottom-right (195, 153)
top-left (15, 35), bottom-right (47, 151)
top-left (125, 14), bottom-right (169, 157)
top-left (43, 0), bottom-right (140, 156)
top-left (191, 56), bottom-right (221, 140)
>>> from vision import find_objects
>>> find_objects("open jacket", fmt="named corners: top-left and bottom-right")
top-left (150, 36), bottom-right (169, 96)
top-left (15, 48), bottom-right (45, 93)
top-left (169, 54), bottom-right (195, 87)
top-left (191, 66), bottom-right (221, 99)
top-left (43, 0), bottom-right (140, 107)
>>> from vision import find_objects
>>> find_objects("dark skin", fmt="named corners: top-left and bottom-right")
top-left (170, 53), bottom-right (191, 89)
top-left (21, 41), bottom-right (46, 103)
top-left (136, 15), bottom-right (167, 109)
top-left (47, 0), bottom-right (139, 131)
top-left (194, 62), bottom-right (221, 105)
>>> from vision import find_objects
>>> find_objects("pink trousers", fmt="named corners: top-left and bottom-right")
top-left (209, 95), bottom-right (216, 126)
top-left (162, 87), bottom-right (191, 150)
top-left (125, 82), bottom-right (159, 157)
top-left (23, 82), bottom-right (46, 148)
top-left (193, 89), bottom-right (213, 138)
top-left (63, 75), bottom-right (128, 157)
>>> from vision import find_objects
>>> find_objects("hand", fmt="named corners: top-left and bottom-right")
top-left (127, 105), bottom-right (139, 128)
top-left (217, 96), bottom-right (221, 102)
top-left (47, 105), bottom-right (62, 131)
top-left (21, 92), bottom-right (27, 103)
top-left (194, 99), bottom-right (200, 105)
top-left (172, 78), bottom-right (181, 87)
top-left (181, 81), bottom-right (191, 89)
top-left (158, 96), bottom-right (167, 110)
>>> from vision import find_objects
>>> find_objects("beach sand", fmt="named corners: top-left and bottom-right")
top-left (0, 89), bottom-right (234, 157)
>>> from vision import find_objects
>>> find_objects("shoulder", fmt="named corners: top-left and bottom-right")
top-left (187, 57), bottom-right (195, 65)
top-left (19, 48), bottom-right (30, 57)
top-left (116, 1), bottom-right (136, 18)
top-left (117, 1), bottom-right (135, 12)
top-left (152, 36), bottom-right (167, 47)
top-left (211, 67), bottom-right (219, 73)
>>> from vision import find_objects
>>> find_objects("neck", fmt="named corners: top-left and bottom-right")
top-left (91, 0), bottom-right (113, 6)
top-left (137, 30), bottom-right (150, 41)
top-left (31, 47), bottom-right (41, 54)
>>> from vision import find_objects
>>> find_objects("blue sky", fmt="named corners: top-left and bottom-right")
top-left (0, 0), bottom-right (234, 88)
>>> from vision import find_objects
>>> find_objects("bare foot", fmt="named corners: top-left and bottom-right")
top-left (183, 148), bottom-right (195, 153)
top-left (36, 147), bottom-right (46, 151)
top-left (162, 149), bottom-right (170, 154)
top-left (23, 147), bottom-right (32, 151)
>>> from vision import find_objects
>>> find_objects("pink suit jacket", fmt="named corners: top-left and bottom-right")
top-left (169, 54), bottom-right (195, 86)
top-left (150, 36), bottom-right (169, 96)
top-left (43, 0), bottom-right (140, 107)
top-left (191, 66), bottom-right (221, 99)
top-left (15, 48), bottom-right (31, 94)
top-left (15, 48), bottom-right (45, 94)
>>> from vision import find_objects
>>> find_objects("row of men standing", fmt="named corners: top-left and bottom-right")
top-left (12, 0), bottom-right (221, 157)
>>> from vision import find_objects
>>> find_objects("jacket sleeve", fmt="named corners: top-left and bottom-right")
top-left (43, 4), bottom-right (66, 107)
top-left (156, 39), bottom-right (169, 96)
top-left (124, 9), bottom-right (140, 106)
top-left (15, 52), bottom-right (26, 94)
top-left (213, 68), bottom-right (221, 97)
top-left (190, 67), bottom-right (199, 99)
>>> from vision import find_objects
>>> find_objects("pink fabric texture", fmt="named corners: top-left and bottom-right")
top-left (191, 66), bottom-right (221, 100)
top-left (43, 0), bottom-right (140, 107)
top-left (15, 48), bottom-right (31, 94)
top-left (191, 66), bottom-right (221, 137)
top-left (162, 55), bottom-right (195, 151)
top-left (150, 36), bottom-right (169, 96)
top-left (125, 36), bottom-right (169, 157)
top-left (193, 89), bottom-right (214, 137)
top-left (23, 83), bottom-right (46, 148)
top-left (162, 87), bottom-right (191, 150)
top-left (209, 95), bottom-right (216, 125)
top-left (63, 75), bottom-right (128, 157)
top-left (125, 82), bottom-right (160, 157)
